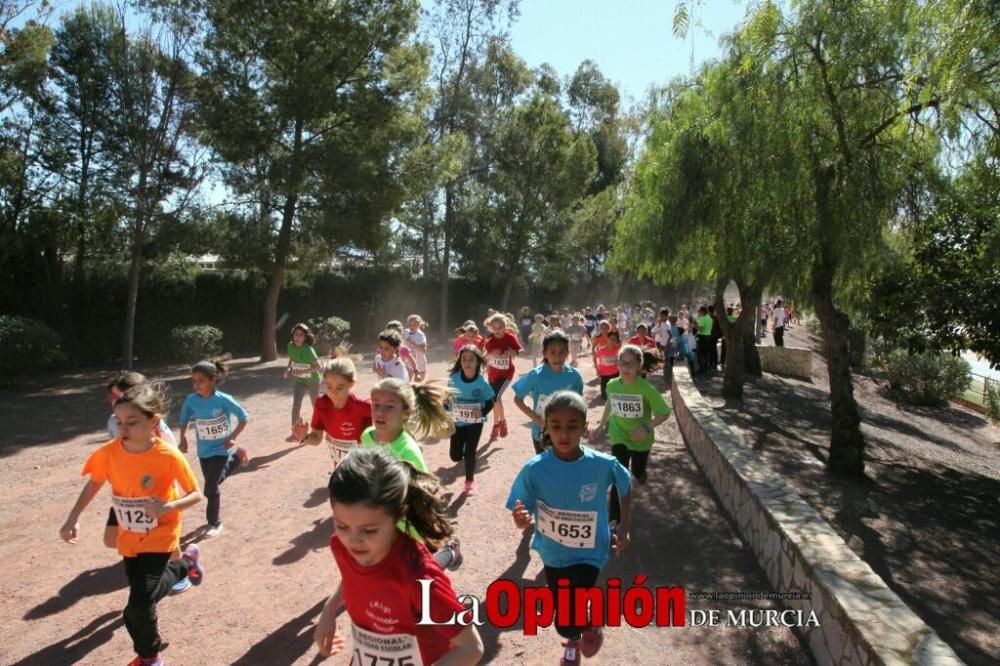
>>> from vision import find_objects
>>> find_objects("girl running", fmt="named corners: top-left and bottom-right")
top-left (592, 345), bottom-right (672, 522)
top-left (564, 314), bottom-right (589, 367)
top-left (481, 312), bottom-right (522, 441)
top-left (293, 358), bottom-right (372, 468)
top-left (447, 345), bottom-right (495, 496)
top-left (283, 323), bottom-right (322, 443)
top-left (313, 448), bottom-right (484, 664)
top-left (61, 384), bottom-right (205, 666)
top-left (507, 391), bottom-right (632, 666)
top-left (529, 314), bottom-right (547, 365)
top-left (513, 330), bottom-right (585, 454)
top-left (451, 323), bottom-right (482, 355)
top-left (594, 330), bottom-right (621, 399)
top-left (374, 329), bottom-right (415, 381)
top-left (403, 314), bottom-right (429, 381)
top-left (178, 360), bottom-right (249, 538)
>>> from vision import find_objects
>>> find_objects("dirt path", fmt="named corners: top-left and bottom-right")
top-left (1, 352), bottom-right (809, 665)
top-left (701, 325), bottom-right (1000, 666)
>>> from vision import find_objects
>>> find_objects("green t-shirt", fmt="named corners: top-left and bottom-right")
top-left (360, 426), bottom-right (426, 539)
top-left (605, 376), bottom-right (672, 452)
top-left (287, 342), bottom-right (320, 383)
top-left (697, 314), bottom-right (713, 337)
top-left (726, 315), bottom-right (737, 323)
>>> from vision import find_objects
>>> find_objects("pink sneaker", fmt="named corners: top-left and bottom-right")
top-left (463, 479), bottom-right (477, 496)
top-left (235, 446), bottom-right (249, 467)
top-left (580, 627), bottom-right (604, 657)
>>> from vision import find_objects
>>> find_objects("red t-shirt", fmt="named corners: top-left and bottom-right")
top-left (331, 533), bottom-right (466, 665)
top-left (452, 335), bottom-right (483, 353)
top-left (310, 393), bottom-right (372, 443)
top-left (480, 332), bottom-right (523, 382)
top-left (628, 334), bottom-right (656, 349)
top-left (594, 344), bottom-right (621, 376)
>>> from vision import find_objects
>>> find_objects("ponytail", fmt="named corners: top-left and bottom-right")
top-left (192, 359), bottom-right (228, 383)
top-left (411, 380), bottom-right (456, 439)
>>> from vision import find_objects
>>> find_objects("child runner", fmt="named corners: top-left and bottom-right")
top-left (178, 360), bottom-right (249, 538)
top-left (374, 329), bottom-right (415, 381)
top-left (293, 358), bottom-right (372, 469)
top-left (61, 384), bottom-right (205, 666)
top-left (507, 391), bottom-right (632, 666)
top-left (594, 330), bottom-right (622, 400)
top-left (628, 323), bottom-right (656, 350)
top-left (451, 323), bottom-right (482, 355)
top-left (403, 314), bottom-right (429, 381)
top-left (284, 323), bottom-right (322, 443)
top-left (105, 373), bottom-right (190, 594)
top-left (592, 345), bottom-right (672, 522)
top-left (513, 330), bottom-right (585, 455)
top-left (565, 315), bottom-right (589, 367)
top-left (481, 312), bottom-right (522, 441)
top-left (529, 314), bottom-right (547, 365)
top-left (448, 345), bottom-right (495, 496)
top-left (313, 448), bottom-right (484, 664)
top-left (361, 377), bottom-right (462, 570)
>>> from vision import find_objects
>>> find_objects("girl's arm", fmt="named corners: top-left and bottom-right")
top-left (295, 422), bottom-right (323, 446)
top-left (144, 488), bottom-right (202, 520)
top-left (612, 492), bottom-right (632, 553)
top-left (177, 420), bottom-right (190, 453)
top-left (436, 625), bottom-right (485, 666)
top-left (314, 584), bottom-right (347, 657)
top-left (512, 396), bottom-right (543, 428)
top-left (60, 479), bottom-right (104, 543)
top-left (284, 356), bottom-right (293, 379)
top-left (589, 402), bottom-right (611, 440)
top-left (226, 418), bottom-right (249, 449)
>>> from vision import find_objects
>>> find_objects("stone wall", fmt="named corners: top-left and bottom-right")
top-left (670, 366), bottom-right (962, 665)
top-left (757, 345), bottom-right (813, 380)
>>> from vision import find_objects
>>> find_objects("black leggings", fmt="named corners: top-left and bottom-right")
top-left (544, 563), bottom-right (601, 640)
top-left (609, 444), bottom-right (649, 523)
top-left (199, 454), bottom-right (241, 527)
top-left (123, 553), bottom-right (191, 658)
top-left (599, 373), bottom-right (618, 399)
top-left (449, 423), bottom-right (484, 480)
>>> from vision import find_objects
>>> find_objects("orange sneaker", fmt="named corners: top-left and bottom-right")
top-left (498, 420), bottom-right (509, 438)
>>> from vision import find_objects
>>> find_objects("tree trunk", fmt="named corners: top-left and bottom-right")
top-left (717, 278), bottom-right (762, 399)
top-left (500, 266), bottom-right (516, 312)
top-left (440, 183), bottom-right (454, 332)
top-left (121, 219), bottom-right (145, 369)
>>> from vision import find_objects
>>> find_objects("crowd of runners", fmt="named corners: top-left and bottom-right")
top-left (57, 300), bottom-right (788, 666)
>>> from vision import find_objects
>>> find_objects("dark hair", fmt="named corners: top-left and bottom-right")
top-left (619, 344), bottom-right (664, 374)
top-left (114, 383), bottom-right (169, 419)
top-left (543, 391), bottom-right (587, 420)
top-left (450, 344), bottom-right (486, 376)
top-left (291, 323), bottom-right (316, 346)
top-left (329, 448), bottom-right (453, 549)
top-left (106, 371), bottom-right (148, 395)
top-left (659, 308), bottom-right (670, 317)
top-left (607, 330), bottom-right (621, 343)
top-left (542, 329), bottom-right (570, 351)
top-left (377, 329), bottom-right (402, 348)
top-left (192, 359), bottom-right (228, 384)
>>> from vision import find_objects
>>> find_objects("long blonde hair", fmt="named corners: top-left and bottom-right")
top-left (371, 378), bottom-right (455, 438)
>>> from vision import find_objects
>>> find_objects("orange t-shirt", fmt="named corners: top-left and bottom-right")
top-left (82, 438), bottom-right (199, 557)
top-left (592, 333), bottom-right (609, 348)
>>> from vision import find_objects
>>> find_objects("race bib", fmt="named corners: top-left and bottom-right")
top-left (610, 394), bottom-right (644, 418)
top-left (453, 401), bottom-right (482, 423)
top-left (292, 362), bottom-right (313, 378)
top-left (534, 393), bottom-right (553, 416)
top-left (111, 495), bottom-right (157, 533)
top-left (488, 355), bottom-right (511, 370)
top-left (351, 624), bottom-right (424, 666)
top-left (195, 415), bottom-right (230, 440)
top-left (325, 435), bottom-right (356, 467)
top-left (536, 501), bottom-right (597, 549)
top-left (598, 355), bottom-right (617, 368)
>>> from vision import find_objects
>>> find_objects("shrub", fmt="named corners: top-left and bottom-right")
top-left (0, 315), bottom-right (67, 375)
top-left (805, 317), bottom-right (822, 335)
top-left (886, 350), bottom-right (972, 405)
top-left (169, 325), bottom-right (223, 361)
top-left (308, 316), bottom-right (351, 356)
top-left (985, 379), bottom-right (1000, 424)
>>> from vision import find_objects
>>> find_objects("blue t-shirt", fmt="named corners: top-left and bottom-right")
top-left (506, 446), bottom-right (631, 569)
top-left (447, 372), bottom-right (495, 426)
top-left (179, 391), bottom-right (249, 458)
top-left (512, 363), bottom-right (584, 441)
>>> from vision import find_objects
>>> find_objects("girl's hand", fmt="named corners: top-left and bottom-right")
top-left (313, 613), bottom-right (345, 657)
top-left (292, 419), bottom-right (309, 443)
top-left (143, 498), bottom-right (167, 519)
top-left (511, 500), bottom-right (534, 530)
top-left (59, 520), bottom-right (79, 544)
top-left (611, 526), bottom-right (631, 553)
top-left (179, 439), bottom-right (189, 454)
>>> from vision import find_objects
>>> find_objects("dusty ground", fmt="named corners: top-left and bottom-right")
top-left (700, 325), bottom-right (1000, 666)
top-left (0, 349), bottom-right (810, 666)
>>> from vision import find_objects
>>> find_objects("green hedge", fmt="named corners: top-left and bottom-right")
top-left (0, 315), bottom-right (67, 375)
top-left (886, 350), bottom-right (972, 405)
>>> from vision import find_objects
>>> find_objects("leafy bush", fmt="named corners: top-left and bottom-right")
top-left (805, 317), bottom-right (822, 335)
top-left (886, 350), bottom-right (972, 405)
top-left (985, 379), bottom-right (1000, 424)
top-left (169, 325), bottom-right (223, 361)
top-left (308, 316), bottom-right (351, 356)
top-left (0, 315), bottom-right (67, 375)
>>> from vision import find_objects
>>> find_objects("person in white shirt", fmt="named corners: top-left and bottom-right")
top-left (772, 299), bottom-right (787, 347)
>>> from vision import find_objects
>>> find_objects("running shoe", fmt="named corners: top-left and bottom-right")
top-left (580, 628), bottom-right (604, 658)
top-left (463, 479), bottom-right (477, 496)
top-left (204, 524), bottom-right (223, 539)
top-left (445, 538), bottom-right (463, 571)
top-left (169, 577), bottom-right (191, 596)
top-left (126, 655), bottom-right (162, 666)
top-left (235, 446), bottom-right (249, 467)
top-left (560, 639), bottom-right (581, 666)
top-left (285, 433), bottom-right (298, 443)
top-left (183, 544), bottom-right (204, 586)
top-left (498, 420), bottom-right (509, 438)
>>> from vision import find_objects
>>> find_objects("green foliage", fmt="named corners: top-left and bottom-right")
top-left (169, 325), bottom-right (223, 362)
top-left (886, 350), bottom-right (972, 406)
top-left (985, 379), bottom-right (1000, 424)
top-left (0, 314), bottom-right (66, 375)
top-left (307, 316), bottom-right (352, 356)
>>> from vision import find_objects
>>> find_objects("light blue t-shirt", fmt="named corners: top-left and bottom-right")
top-left (512, 363), bottom-right (585, 441)
top-left (108, 413), bottom-right (178, 447)
top-left (179, 390), bottom-right (249, 458)
top-left (447, 372), bottom-right (495, 426)
top-left (506, 446), bottom-right (631, 569)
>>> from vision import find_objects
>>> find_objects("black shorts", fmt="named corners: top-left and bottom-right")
top-left (489, 376), bottom-right (512, 401)
top-left (106, 506), bottom-right (118, 526)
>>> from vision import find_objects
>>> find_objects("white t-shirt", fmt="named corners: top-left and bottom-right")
top-left (374, 354), bottom-right (409, 381)
top-left (773, 306), bottom-right (786, 327)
